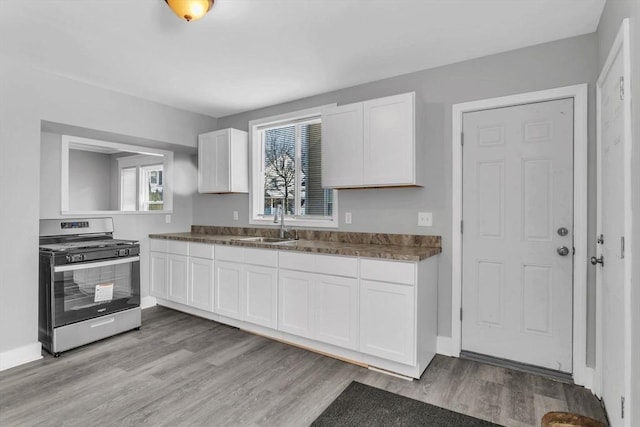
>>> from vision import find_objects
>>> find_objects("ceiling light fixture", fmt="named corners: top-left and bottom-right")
top-left (165, 0), bottom-right (214, 22)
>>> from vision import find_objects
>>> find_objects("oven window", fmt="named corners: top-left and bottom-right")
top-left (54, 260), bottom-right (140, 326)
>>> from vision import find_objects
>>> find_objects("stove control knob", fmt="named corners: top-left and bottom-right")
top-left (67, 254), bottom-right (84, 263)
top-left (117, 249), bottom-right (130, 257)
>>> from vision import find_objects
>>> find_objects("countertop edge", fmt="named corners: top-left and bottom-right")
top-left (148, 233), bottom-right (442, 261)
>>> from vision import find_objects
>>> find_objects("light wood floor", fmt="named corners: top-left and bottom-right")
top-left (0, 306), bottom-right (607, 427)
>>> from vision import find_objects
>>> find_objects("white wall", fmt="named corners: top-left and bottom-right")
top-left (0, 54), bottom-right (217, 369)
top-left (596, 1), bottom-right (640, 425)
top-left (194, 34), bottom-right (600, 365)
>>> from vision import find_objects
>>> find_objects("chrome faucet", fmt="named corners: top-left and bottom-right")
top-left (273, 205), bottom-right (287, 238)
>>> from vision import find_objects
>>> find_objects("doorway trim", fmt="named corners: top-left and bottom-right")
top-left (451, 84), bottom-right (589, 387)
top-left (594, 18), bottom-right (632, 403)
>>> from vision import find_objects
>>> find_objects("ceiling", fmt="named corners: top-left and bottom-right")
top-left (0, 0), bottom-right (606, 118)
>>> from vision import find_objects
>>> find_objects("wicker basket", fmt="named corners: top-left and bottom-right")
top-left (541, 411), bottom-right (607, 427)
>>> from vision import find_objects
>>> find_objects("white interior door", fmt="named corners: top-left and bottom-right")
top-left (596, 22), bottom-right (629, 426)
top-left (462, 98), bottom-right (574, 372)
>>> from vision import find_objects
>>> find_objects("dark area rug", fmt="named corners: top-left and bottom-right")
top-left (311, 381), bottom-right (503, 426)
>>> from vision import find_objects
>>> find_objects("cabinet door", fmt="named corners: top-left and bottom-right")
top-left (214, 261), bottom-right (243, 320)
top-left (360, 279), bottom-right (415, 365)
top-left (244, 265), bottom-right (277, 328)
top-left (168, 254), bottom-right (189, 305)
top-left (198, 130), bottom-right (230, 193)
top-left (363, 92), bottom-right (414, 185)
top-left (315, 275), bottom-right (358, 350)
top-left (189, 257), bottom-right (214, 312)
top-left (278, 270), bottom-right (314, 339)
top-left (150, 251), bottom-right (167, 298)
top-left (321, 103), bottom-right (364, 188)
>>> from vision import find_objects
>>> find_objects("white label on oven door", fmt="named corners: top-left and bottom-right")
top-left (95, 283), bottom-right (114, 302)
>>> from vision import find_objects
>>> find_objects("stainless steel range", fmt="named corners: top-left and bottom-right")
top-left (39, 218), bottom-right (141, 356)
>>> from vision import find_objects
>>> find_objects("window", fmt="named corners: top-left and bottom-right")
top-left (118, 157), bottom-right (164, 211)
top-left (250, 106), bottom-right (338, 228)
top-left (61, 135), bottom-right (173, 214)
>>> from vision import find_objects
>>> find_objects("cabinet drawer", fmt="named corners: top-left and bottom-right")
top-left (360, 259), bottom-right (415, 285)
top-left (315, 254), bottom-right (357, 278)
top-left (279, 251), bottom-right (315, 272)
top-left (189, 242), bottom-right (214, 259)
top-left (245, 248), bottom-right (278, 267)
top-left (150, 239), bottom-right (168, 253)
top-left (167, 240), bottom-right (189, 255)
top-left (215, 245), bottom-right (244, 262)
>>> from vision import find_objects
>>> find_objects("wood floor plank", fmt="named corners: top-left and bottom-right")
top-left (0, 306), bottom-right (607, 427)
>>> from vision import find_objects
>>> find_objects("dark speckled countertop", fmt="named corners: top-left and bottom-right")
top-left (149, 226), bottom-right (441, 261)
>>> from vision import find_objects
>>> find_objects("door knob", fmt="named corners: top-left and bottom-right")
top-left (557, 246), bottom-right (570, 256)
top-left (590, 256), bottom-right (604, 266)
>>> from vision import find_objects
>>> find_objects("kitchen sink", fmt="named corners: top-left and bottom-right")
top-left (232, 236), bottom-right (297, 245)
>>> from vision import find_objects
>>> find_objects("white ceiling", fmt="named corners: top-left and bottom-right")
top-left (0, 0), bottom-right (605, 118)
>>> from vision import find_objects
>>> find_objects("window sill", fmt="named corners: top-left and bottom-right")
top-left (249, 217), bottom-right (339, 229)
top-left (61, 210), bottom-right (173, 216)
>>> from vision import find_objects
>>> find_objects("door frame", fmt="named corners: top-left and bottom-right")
top-left (451, 84), bottom-right (589, 387)
top-left (594, 18), bottom-right (632, 405)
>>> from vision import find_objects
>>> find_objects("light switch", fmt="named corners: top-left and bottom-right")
top-left (345, 212), bottom-right (352, 224)
top-left (418, 212), bottom-right (432, 227)
top-left (165, 214), bottom-right (172, 224)
top-left (233, 211), bottom-right (239, 221)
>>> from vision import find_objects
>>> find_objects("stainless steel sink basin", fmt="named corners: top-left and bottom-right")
top-left (232, 236), bottom-right (296, 245)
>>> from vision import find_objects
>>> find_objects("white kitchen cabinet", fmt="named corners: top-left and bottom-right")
top-left (244, 265), bottom-right (278, 329)
top-left (214, 260), bottom-right (243, 320)
top-left (150, 239), bottom-right (215, 312)
top-left (321, 103), bottom-right (363, 188)
top-left (321, 92), bottom-right (418, 188)
top-left (278, 269), bottom-right (314, 339)
top-left (198, 128), bottom-right (248, 193)
top-left (168, 254), bottom-right (188, 305)
top-left (214, 246), bottom-right (278, 327)
top-left (360, 279), bottom-right (415, 365)
top-left (188, 256), bottom-right (214, 311)
top-left (315, 275), bottom-right (358, 350)
top-left (278, 252), bottom-right (359, 350)
top-left (149, 251), bottom-right (168, 298)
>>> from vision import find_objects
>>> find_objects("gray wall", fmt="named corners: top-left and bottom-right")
top-left (193, 33), bottom-right (599, 365)
top-left (0, 53), bottom-right (217, 362)
top-left (596, 0), bottom-right (640, 422)
top-left (68, 149), bottom-right (113, 211)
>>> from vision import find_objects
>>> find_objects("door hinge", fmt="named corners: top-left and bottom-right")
top-left (621, 236), bottom-right (625, 259)
top-left (460, 307), bottom-right (463, 321)
top-left (461, 132), bottom-right (464, 146)
top-left (620, 76), bottom-right (625, 100)
top-left (621, 396), bottom-right (625, 419)
top-left (460, 220), bottom-right (464, 234)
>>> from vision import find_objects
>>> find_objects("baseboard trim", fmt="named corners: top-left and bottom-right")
top-left (436, 336), bottom-right (454, 357)
top-left (0, 342), bottom-right (42, 371)
top-left (141, 296), bottom-right (157, 309)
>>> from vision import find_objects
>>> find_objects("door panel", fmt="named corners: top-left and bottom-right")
top-left (462, 98), bottom-right (574, 372)
top-left (598, 45), bottom-right (626, 427)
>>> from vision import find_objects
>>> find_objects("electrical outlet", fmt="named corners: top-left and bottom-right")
top-left (233, 211), bottom-right (239, 221)
top-left (418, 212), bottom-right (432, 227)
top-left (345, 212), bottom-right (352, 224)
top-left (165, 214), bottom-right (172, 224)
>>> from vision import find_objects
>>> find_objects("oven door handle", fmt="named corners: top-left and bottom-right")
top-left (53, 256), bottom-right (140, 273)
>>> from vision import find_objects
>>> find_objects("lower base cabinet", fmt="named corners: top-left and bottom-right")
top-left (214, 249), bottom-right (278, 329)
top-left (360, 279), bottom-right (415, 365)
top-left (278, 270), bottom-right (358, 350)
top-left (189, 256), bottom-right (214, 312)
top-left (150, 238), bottom-right (438, 379)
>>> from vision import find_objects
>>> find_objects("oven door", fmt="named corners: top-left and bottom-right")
top-left (52, 256), bottom-right (140, 327)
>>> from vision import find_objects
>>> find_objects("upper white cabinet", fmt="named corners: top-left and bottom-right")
top-left (322, 92), bottom-right (420, 188)
top-left (198, 128), bottom-right (249, 193)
